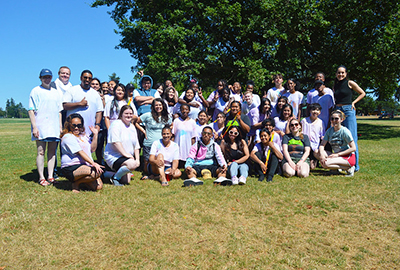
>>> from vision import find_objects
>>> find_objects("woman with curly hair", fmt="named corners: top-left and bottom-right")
top-left (60, 113), bottom-right (103, 193)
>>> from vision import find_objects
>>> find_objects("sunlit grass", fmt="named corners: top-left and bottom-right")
top-left (0, 117), bottom-right (399, 269)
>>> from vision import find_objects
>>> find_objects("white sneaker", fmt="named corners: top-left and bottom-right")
top-left (231, 176), bottom-right (239, 185)
top-left (345, 166), bottom-right (355, 177)
top-left (214, 176), bottom-right (232, 186)
top-left (238, 176), bottom-right (247, 185)
top-left (183, 177), bottom-right (203, 187)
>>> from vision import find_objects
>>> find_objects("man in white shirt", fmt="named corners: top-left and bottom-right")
top-left (63, 70), bottom-right (104, 136)
top-left (51, 66), bottom-right (72, 95)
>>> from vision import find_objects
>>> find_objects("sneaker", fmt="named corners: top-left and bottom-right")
top-left (345, 166), bottom-right (355, 177)
top-left (183, 178), bottom-right (203, 187)
top-left (213, 176), bottom-right (232, 186)
top-left (53, 172), bottom-right (60, 180)
top-left (257, 174), bottom-right (265, 182)
top-left (231, 176), bottom-right (239, 185)
top-left (238, 176), bottom-right (247, 185)
top-left (110, 176), bottom-right (124, 186)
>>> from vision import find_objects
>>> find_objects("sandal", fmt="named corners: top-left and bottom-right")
top-left (39, 179), bottom-right (50, 186)
top-left (47, 178), bottom-right (58, 185)
top-left (161, 181), bottom-right (169, 187)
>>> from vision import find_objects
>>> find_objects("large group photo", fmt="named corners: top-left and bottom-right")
top-left (1, 0), bottom-right (400, 269)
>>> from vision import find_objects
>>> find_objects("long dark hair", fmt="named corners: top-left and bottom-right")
top-left (163, 86), bottom-right (177, 106)
top-left (276, 96), bottom-right (288, 114)
top-left (151, 98), bottom-right (169, 123)
top-left (110, 83), bottom-right (127, 117)
top-left (61, 113), bottom-right (85, 138)
top-left (222, 126), bottom-right (245, 162)
top-left (279, 104), bottom-right (293, 121)
top-left (259, 97), bottom-right (272, 117)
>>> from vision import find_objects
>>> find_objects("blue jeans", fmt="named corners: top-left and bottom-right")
top-left (229, 162), bottom-right (249, 178)
top-left (336, 105), bottom-right (359, 171)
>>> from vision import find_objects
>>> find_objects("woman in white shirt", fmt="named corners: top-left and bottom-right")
top-left (104, 105), bottom-right (140, 186)
top-left (60, 113), bottom-right (103, 193)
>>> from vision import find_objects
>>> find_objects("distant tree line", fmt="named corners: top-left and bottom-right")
top-left (0, 98), bottom-right (29, 118)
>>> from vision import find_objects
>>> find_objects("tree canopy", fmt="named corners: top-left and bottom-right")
top-left (92, 0), bottom-right (400, 97)
top-left (5, 98), bottom-right (28, 118)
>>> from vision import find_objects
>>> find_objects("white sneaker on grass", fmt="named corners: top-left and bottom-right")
top-left (213, 176), bottom-right (232, 186)
top-left (183, 177), bottom-right (203, 187)
top-left (345, 166), bottom-right (355, 177)
top-left (231, 176), bottom-right (239, 185)
top-left (238, 176), bottom-right (247, 185)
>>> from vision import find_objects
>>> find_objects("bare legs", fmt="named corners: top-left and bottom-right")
top-left (36, 141), bottom-right (57, 180)
top-left (150, 154), bottom-right (182, 186)
top-left (283, 162), bottom-right (310, 178)
top-left (72, 165), bottom-right (103, 193)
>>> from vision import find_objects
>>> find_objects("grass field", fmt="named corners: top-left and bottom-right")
top-left (0, 117), bottom-right (399, 269)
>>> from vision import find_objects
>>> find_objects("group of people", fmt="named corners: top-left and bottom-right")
top-left (28, 65), bottom-right (365, 192)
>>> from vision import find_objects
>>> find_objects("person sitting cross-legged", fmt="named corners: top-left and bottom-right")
top-left (184, 126), bottom-right (229, 186)
top-left (148, 126), bottom-right (181, 186)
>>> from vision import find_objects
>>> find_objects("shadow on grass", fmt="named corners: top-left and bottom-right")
top-left (358, 123), bottom-right (400, 141)
top-left (20, 168), bottom-right (73, 191)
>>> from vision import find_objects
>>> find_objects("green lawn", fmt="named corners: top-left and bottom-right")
top-left (0, 117), bottom-right (399, 269)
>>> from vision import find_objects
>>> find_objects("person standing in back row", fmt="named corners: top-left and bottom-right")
top-left (63, 70), bottom-right (104, 136)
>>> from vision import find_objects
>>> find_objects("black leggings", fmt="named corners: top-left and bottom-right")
top-left (254, 151), bottom-right (280, 182)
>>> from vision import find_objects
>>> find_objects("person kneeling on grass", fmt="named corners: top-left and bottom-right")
top-left (60, 113), bottom-right (104, 193)
top-left (148, 126), bottom-right (182, 187)
top-left (104, 105), bottom-right (140, 186)
top-left (184, 126), bottom-right (229, 186)
top-left (318, 110), bottom-right (356, 176)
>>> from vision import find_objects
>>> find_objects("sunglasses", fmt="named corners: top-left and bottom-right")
top-left (72, 123), bottom-right (83, 129)
top-left (331, 117), bottom-right (340, 121)
top-left (202, 131), bottom-right (213, 136)
top-left (290, 123), bottom-right (299, 128)
top-left (229, 130), bottom-right (239, 136)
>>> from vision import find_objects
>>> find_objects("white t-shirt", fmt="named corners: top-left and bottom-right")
top-left (104, 99), bottom-right (138, 124)
top-left (282, 91), bottom-right (304, 118)
top-left (274, 116), bottom-right (287, 140)
top-left (29, 85), bottom-right (63, 140)
top-left (61, 133), bottom-right (92, 168)
top-left (63, 85), bottom-right (104, 135)
top-left (104, 119), bottom-right (140, 167)
top-left (150, 139), bottom-right (180, 167)
top-left (266, 87), bottom-right (284, 106)
top-left (301, 117), bottom-right (325, 151)
top-left (172, 117), bottom-right (196, 160)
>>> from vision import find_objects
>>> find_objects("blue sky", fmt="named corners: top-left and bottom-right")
top-left (0, 0), bottom-right (138, 109)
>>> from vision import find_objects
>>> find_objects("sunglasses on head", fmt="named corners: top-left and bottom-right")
top-left (72, 123), bottom-right (83, 129)
top-left (229, 130), bottom-right (239, 136)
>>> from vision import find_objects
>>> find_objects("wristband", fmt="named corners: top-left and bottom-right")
top-left (95, 123), bottom-right (101, 126)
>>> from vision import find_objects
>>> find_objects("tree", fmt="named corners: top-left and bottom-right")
top-left (92, 0), bottom-right (400, 96)
top-left (108, 72), bottom-right (121, 82)
top-left (5, 98), bottom-right (28, 118)
top-left (357, 96), bottom-right (376, 115)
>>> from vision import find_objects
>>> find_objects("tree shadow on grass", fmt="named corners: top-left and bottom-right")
top-left (20, 168), bottom-right (73, 191)
top-left (358, 123), bottom-right (400, 141)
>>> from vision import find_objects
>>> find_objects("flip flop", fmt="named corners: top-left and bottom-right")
top-left (39, 179), bottom-right (50, 186)
top-left (161, 181), bottom-right (169, 187)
